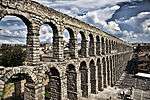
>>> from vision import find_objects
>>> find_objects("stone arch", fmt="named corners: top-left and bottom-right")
top-left (89, 59), bottom-right (96, 94)
top-left (97, 58), bottom-right (103, 91)
top-left (79, 61), bottom-right (88, 97)
top-left (0, 10), bottom-right (41, 65)
top-left (101, 37), bottom-right (105, 55)
top-left (102, 57), bottom-right (107, 88)
top-left (3, 67), bottom-right (37, 83)
top-left (39, 21), bottom-right (59, 60)
top-left (1, 67), bottom-right (38, 100)
top-left (45, 67), bottom-right (61, 100)
top-left (0, 14), bottom-right (31, 32)
top-left (78, 31), bottom-right (87, 57)
top-left (66, 64), bottom-right (77, 100)
top-left (43, 64), bottom-right (63, 78)
top-left (64, 27), bottom-right (75, 39)
top-left (63, 27), bottom-right (76, 58)
top-left (96, 36), bottom-right (100, 56)
top-left (0, 15), bottom-right (29, 66)
top-left (88, 34), bottom-right (95, 56)
top-left (43, 21), bottom-right (59, 37)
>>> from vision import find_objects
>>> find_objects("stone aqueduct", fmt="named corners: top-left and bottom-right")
top-left (0, 0), bottom-right (133, 100)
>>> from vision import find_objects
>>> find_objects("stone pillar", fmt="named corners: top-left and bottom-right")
top-left (96, 41), bottom-right (101, 56)
top-left (109, 41), bottom-right (112, 54)
top-left (88, 40), bottom-right (95, 57)
top-left (24, 83), bottom-right (45, 100)
top-left (95, 65), bottom-right (98, 94)
top-left (103, 58), bottom-right (107, 88)
top-left (102, 40), bottom-right (106, 55)
top-left (93, 40), bottom-right (96, 56)
top-left (97, 61), bottom-right (103, 91)
top-left (90, 65), bottom-right (96, 94)
top-left (80, 40), bottom-right (88, 57)
top-left (106, 40), bottom-right (108, 54)
top-left (60, 76), bottom-right (67, 100)
top-left (112, 57), bottom-right (115, 85)
top-left (80, 69), bottom-right (88, 98)
top-left (114, 56), bottom-right (117, 83)
top-left (0, 80), bottom-right (4, 100)
top-left (77, 70), bottom-right (82, 99)
top-left (106, 58), bottom-right (110, 86)
top-left (14, 81), bottom-right (22, 99)
top-left (107, 59), bottom-right (111, 86)
top-left (69, 38), bottom-right (78, 58)
top-left (115, 42), bottom-right (117, 53)
top-left (108, 42), bottom-right (110, 54)
top-left (85, 39), bottom-right (89, 57)
top-left (53, 36), bottom-right (64, 61)
top-left (116, 55), bottom-right (119, 81)
top-left (87, 68), bottom-right (91, 97)
top-left (26, 30), bottom-right (40, 66)
top-left (110, 58), bottom-right (114, 87)
top-left (99, 40), bottom-right (102, 56)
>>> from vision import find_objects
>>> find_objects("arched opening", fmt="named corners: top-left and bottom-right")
top-left (66, 64), bottom-right (77, 100)
top-left (116, 42), bottom-right (118, 53)
top-left (106, 57), bottom-right (110, 86)
top-left (96, 36), bottom-right (100, 56)
top-left (112, 41), bottom-right (115, 53)
top-left (102, 57), bottom-right (107, 88)
top-left (45, 67), bottom-right (61, 100)
top-left (78, 31), bottom-right (86, 57)
top-left (116, 55), bottom-right (119, 81)
top-left (88, 34), bottom-right (94, 56)
top-left (2, 73), bottom-right (34, 100)
top-left (39, 23), bottom-right (56, 61)
top-left (63, 28), bottom-right (75, 58)
top-left (114, 55), bottom-right (117, 83)
top-left (101, 37), bottom-right (105, 55)
top-left (0, 15), bottom-right (29, 67)
top-left (109, 40), bottom-right (111, 54)
top-left (79, 61), bottom-right (88, 97)
top-left (106, 39), bottom-right (108, 54)
top-left (112, 56), bottom-right (115, 85)
top-left (115, 42), bottom-right (117, 53)
top-left (97, 58), bottom-right (103, 91)
top-left (89, 60), bottom-right (96, 94)
top-left (110, 57), bottom-right (113, 86)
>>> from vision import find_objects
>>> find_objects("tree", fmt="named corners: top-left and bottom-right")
top-left (0, 45), bottom-right (26, 67)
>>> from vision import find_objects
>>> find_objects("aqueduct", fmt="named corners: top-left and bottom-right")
top-left (0, 0), bottom-right (133, 100)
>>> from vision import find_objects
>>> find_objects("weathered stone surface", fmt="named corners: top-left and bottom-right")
top-left (0, 0), bottom-right (133, 100)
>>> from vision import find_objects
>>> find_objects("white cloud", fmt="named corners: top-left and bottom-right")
top-left (142, 19), bottom-right (150, 34)
top-left (107, 21), bottom-right (121, 31)
top-left (39, 24), bottom-right (53, 43)
top-left (0, 0), bottom-right (149, 44)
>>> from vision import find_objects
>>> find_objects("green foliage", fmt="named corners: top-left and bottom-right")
top-left (0, 45), bottom-right (26, 67)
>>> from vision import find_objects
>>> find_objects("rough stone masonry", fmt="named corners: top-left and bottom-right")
top-left (0, 0), bottom-right (133, 100)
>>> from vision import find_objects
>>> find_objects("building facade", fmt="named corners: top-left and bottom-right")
top-left (0, 0), bottom-right (133, 100)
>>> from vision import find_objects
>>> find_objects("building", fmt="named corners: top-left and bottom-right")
top-left (0, 0), bottom-right (133, 100)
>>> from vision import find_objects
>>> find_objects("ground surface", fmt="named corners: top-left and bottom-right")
top-left (80, 72), bottom-right (150, 100)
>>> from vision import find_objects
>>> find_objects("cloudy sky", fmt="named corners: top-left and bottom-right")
top-left (0, 0), bottom-right (150, 44)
